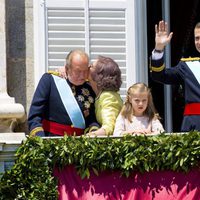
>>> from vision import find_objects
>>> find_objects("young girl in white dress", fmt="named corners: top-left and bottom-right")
top-left (113, 83), bottom-right (164, 136)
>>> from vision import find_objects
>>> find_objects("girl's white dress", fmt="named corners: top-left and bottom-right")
top-left (113, 114), bottom-right (164, 136)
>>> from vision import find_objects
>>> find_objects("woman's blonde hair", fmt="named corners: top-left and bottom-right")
top-left (121, 83), bottom-right (160, 122)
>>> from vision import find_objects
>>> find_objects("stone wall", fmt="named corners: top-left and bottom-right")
top-left (6, 0), bottom-right (34, 133)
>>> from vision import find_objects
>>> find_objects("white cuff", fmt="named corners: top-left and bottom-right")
top-left (152, 49), bottom-right (164, 60)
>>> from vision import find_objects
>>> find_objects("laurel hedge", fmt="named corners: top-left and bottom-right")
top-left (1, 131), bottom-right (200, 199)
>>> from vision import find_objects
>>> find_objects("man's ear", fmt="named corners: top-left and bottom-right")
top-left (65, 64), bottom-right (69, 72)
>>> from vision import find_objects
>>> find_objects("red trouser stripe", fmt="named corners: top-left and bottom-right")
top-left (42, 119), bottom-right (84, 136)
top-left (184, 103), bottom-right (200, 115)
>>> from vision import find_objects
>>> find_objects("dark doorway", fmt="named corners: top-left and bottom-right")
top-left (147, 0), bottom-right (200, 132)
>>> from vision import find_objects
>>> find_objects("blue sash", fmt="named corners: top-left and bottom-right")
top-left (52, 75), bottom-right (85, 129)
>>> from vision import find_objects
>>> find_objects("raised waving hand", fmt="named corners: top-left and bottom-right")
top-left (155, 20), bottom-right (173, 51)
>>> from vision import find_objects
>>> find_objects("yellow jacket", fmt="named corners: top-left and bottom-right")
top-left (95, 91), bottom-right (123, 135)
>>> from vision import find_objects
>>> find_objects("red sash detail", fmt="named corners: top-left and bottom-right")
top-left (184, 103), bottom-right (200, 115)
top-left (42, 119), bottom-right (84, 136)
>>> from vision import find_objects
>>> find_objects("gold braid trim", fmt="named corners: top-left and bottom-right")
top-left (150, 64), bottom-right (165, 72)
top-left (181, 57), bottom-right (200, 62)
top-left (48, 70), bottom-right (60, 76)
top-left (30, 127), bottom-right (44, 137)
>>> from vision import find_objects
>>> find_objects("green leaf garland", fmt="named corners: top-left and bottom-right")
top-left (1, 131), bottom-right (200, 199)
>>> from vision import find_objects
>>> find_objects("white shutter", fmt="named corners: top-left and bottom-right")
top-left (89, 8), bottom-right (126, 96)
top-left (47, 8), bottom-right (86, 70)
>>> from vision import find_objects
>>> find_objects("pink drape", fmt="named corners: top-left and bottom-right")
top-left (54, 165), bottom-right (200, 200)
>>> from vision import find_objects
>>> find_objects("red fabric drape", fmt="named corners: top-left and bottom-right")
top-left (54, 165), bottom-right (200, 200)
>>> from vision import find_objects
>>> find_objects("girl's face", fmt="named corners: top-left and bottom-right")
top-left (130, 91), bottom-right (148, 117)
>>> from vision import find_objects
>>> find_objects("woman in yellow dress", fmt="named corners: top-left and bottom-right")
top-left (88, 56), bottom-right (123, 136)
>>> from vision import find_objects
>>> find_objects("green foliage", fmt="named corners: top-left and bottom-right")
top-left (0, 136), bottom-right (58, 200)
top-left (1, 131), bottom-right (200, 199)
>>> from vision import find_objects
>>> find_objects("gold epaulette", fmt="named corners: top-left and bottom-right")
top-left (48, 70), bottom-right (60, 76)
top-left (30, 127), bottom-right (44, 137)
top-left (180, 57), bottom-right (200, 62)
top-left (150, 64), bottom-right (165, 72)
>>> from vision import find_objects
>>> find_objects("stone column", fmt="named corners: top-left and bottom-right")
top-left (0, 0), bottom-right (25, 133)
